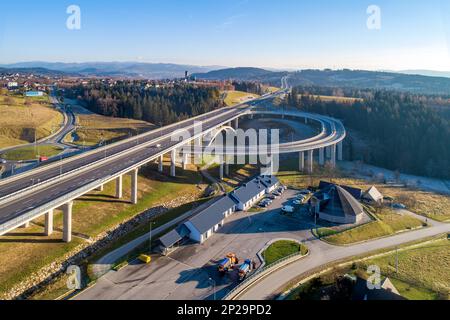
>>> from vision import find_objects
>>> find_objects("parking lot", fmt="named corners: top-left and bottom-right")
top-left (77, 188), bottom-right (327, 300)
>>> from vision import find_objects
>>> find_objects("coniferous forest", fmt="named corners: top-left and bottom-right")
top-left (286, 87), bottom-right (450, 179)
top-left (66, 81), bottom-right (224, 126)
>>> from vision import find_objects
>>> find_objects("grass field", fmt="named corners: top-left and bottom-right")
top-left (0, 92), bottom-right (63, 149)
top-left (0, 145), bottom-right (63, 161)
top-left (223, 91), bottom-right (260, 106)
top-left (262, 240), bottom-right (308, 265)
top-left (0, 162), bottom-right (207, 299)
top-left (298, 94), bottom-right (363, 104)
top-left (65, 106), bottom-right (154, 147)
top-left (360, 239), bottom-right (450, 299)
top-left (287, 237), bottom-right (449, 300)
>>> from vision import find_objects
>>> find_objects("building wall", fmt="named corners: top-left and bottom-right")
top-left (184, 221), bottom-right (202, 243)
top-left (319, 211), bottom-right (363, 224)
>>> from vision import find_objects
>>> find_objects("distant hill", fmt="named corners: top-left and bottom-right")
top-left (195, 68), bottom-right (450, 95)
top-left (193, 67), bottom-right (287, 86)
top-left (397, 70), bottom-right (450, 79)
top-left (0, 67), bottom-right (74, 76)
top-left (0, 62), bottom-right (223, 79)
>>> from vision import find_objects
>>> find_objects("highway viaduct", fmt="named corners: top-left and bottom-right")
top-left (0, 91), bottom-right (346, 243)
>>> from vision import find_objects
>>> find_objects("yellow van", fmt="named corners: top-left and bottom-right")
top-left (139, 254), bottom-right (152, 264)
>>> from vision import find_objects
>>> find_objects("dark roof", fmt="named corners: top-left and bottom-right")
top-left (319, 181), bottom-right (363, 199)
top-left (320, 185), bottom-right (364, 218)
top-left (186, 195), bottom-right (236, 234)
top-left (159, 229), bottom-right (183, 249)
top-left (352, 278), bottom-right (406, 301)
top-left (231, 178), bottom-right (266, 204)
top-left (259, 175), bottom-right (280, 190)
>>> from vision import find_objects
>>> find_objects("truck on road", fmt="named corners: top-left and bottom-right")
top-left (218, 253), bottom-right (239, 273)
top-left (238, 259), bottom-right (252, 281)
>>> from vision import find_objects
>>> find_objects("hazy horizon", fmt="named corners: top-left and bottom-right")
top-left (1, 0), bottom-right (449, 71)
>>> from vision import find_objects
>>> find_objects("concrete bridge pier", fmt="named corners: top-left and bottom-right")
top-left (170, 149), bottom-right (177, 177)
top-left (319, 148), bottom-right (325, 166)
top-left (307, 150), bottom-right (314, 174)
top-left (44, 210), bottom-right (54, 236)
top-left (329, 144), bottom-right (337, 168)
top-left (62, 201), bottom-right (73, 243)
top-left (130, 169), bottom-right (138, 205)
top-left (234, 118), bottom-right (239, 129)
top-left (299, 152), bottom-right (305, 172)
top-left (115, 175), bottom-right (123, 199)
top-left (326, 146), bottom-right (331, 159)
top-left (182, 152), bottom-right (189, 171)
top-left (337, 141), bottom-right (343, 161)
top-left (20, 222), bottom-right (30, 228)
top-left (96, 185), bottom-right (104, 192)
top-left (158, 155), bottom-right (164, 173)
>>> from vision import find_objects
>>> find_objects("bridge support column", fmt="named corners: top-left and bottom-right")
top-left (20, 222), bottom-right (30, 228)
top-left (182, 152), bottom-right (189, 170)
top-left (170, 149), bottom-right (177, 177)
top-left (194, 137), bottom-right (203, 165)
top-left (234, 118), bottom-right (239, 129)
top-left (115, 175), bottom-right (123, 199)
top-left (299, 152), bottom-right (305, 172)
top-left (326, 146), bottom-right (331, 159)
top-left (305, 117), bottom-right (308, 124)
top-left (62, 201), bottom-right (73, 243)
top-left (225, 162), bottom-right (230, 176)
top-left (130, 169), bottom-right (138, 205)
top-left (307, 150), bottom-right (314, 174)
top-left (319, 148), bottom-right (325, 166)
top-left (158, 155), bottom-right (164, 173)
top-left (96, 185), bottom-right (104, 192)
top-left (45, 210), bottom-right (54, 236)
top-left (219, 162), bottom-right (224, 181)
top-left (337, 142), bottom-right (343, 161)
top-left (329, 145), bottom-right (337, 168)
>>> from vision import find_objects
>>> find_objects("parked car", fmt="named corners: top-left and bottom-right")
top-left (393, 203), bottom-right (407, 209)
top-left (281, 206), bottom-right (295, 214)
top-left (273, 191), bottom-right (282, 197)
top-left (298, 189), bottom-right (312, 195)
top-left (292, 200), bottom-right (303, 205)
top-left (277, 187), bottom-right (285, 194)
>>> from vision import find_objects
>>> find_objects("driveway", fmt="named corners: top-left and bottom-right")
top-left (76, 190), bottom-right (326, 300)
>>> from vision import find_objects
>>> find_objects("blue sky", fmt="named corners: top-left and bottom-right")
top-left (0, 0), bottom-right (449, 70)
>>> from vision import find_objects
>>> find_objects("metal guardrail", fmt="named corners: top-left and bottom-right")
top-left (222, 250), bottom-right (309, 300)
top-left (0, 107), bottom-right (247, 206)
top-left (0, 110), bottom-right (251, 234)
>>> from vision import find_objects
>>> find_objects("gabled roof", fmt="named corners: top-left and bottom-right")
top-left (365, 186), bottom-right (383, 201)
top-left (259, 175), bottom-right (279, 190)
top-left (319, 181), bottom-right (363, 200)
top-left (230, 178), bottom-right (266, 204)
top-left (186, 195), bottom-right (236, 234)
top-left (321, 185), bottom-right (364, 218)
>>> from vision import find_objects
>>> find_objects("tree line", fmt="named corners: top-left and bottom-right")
top-left (65, 81), bottom-right (224, 125)
top-left (286, 86), bottom-right (450, 179)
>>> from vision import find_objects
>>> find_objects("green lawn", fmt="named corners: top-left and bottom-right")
top-left (324, 209), bottom-right (425, 245)
top-left (262, 240), bottom-right (308, 265)
top-left (360, 239), bottom-right (450, 299)
top-left (1, 145), bottom-right (63, 161)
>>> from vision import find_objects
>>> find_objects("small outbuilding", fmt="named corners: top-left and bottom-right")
top-left (363, 186), bottom-right (384, 204)
top-left (259, 175), bottom-right (280, 194)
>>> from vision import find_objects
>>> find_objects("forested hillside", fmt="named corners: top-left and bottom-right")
top-left (65, 82), bottom-right (224, 125)
top-left (286, 87), bottom-right (450, 179)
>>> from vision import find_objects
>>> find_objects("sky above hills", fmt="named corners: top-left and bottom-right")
top-left (0, 0), bottom-right (449, 71)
